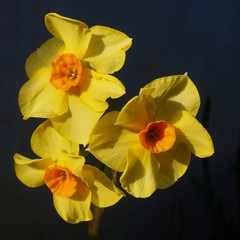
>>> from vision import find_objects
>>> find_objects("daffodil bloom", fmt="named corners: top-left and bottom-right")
top-left (14, 120), bottom-right (124, 223)
top-left (88, 74), bottom-right (214, 198)
top-left (19, 12), bottom-right (132, 144)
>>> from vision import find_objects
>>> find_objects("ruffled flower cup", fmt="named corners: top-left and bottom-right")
top-left (89, 74), bottom-right (214, 198)
top-left (14, 120), bottom-right (124, 223)
top-left (19, 13), bottom-right (132, 144)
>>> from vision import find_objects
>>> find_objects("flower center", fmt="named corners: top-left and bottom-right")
top-left (44, 165), bottom-right (78, 197)
top-left (139, 121), bottom-right (176, 153)
top-left (50, 53), bottom-right (82, 91)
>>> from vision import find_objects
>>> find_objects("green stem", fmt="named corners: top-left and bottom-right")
top-left (87, 164), bottom-right (117, 239)
top-left (87, 205), bottom-right (104, 240)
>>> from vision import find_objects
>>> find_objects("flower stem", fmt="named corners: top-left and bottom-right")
top-left (87, 156), bottom-right (117, 239)
top-left (87, 205), bottom-right (104, 240)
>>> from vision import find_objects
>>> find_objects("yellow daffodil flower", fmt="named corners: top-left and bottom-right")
top-left (19, 13), bottom-right (132, 144)
top-left (88, 74), bottom-right (214, 198)
top-left (14, 120), bottom-right (124, 223)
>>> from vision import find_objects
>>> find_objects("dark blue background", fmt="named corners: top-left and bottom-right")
top-left (0, 0), bottom-right (239, 239)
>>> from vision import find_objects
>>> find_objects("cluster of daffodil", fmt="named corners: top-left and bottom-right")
top-left (14, 13), bottom-right (214, 224)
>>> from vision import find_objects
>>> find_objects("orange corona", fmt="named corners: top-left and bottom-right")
top-left (139, 121), bottom-right (176, 153)
top-left (50, 53), bottom-right (82, 91)
top-left (44, 165), bottom-right (78, 197)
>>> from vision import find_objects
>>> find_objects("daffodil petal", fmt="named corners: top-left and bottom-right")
top-left (170, 111), bottom-right (214, 158)
top-left (115, 93), bottom-right (157, 132)
top-left (80, 69), bottom-right (125, 112)
top-left (141, 74), bottom-right (200, 119)
top-left (25, 37), bottom-right (63, 78)
top-left (31, 120), bottom-right (79, 159)
top-left (51, 93), bottom-right (102, 145)
top-left (84, 26), bottom-right (132, 74)
top-left (89, 111), bottom-right (139, 172)
top-left (82, 165), bottom-right (124, 208)
top-left (56, 154), bottom-right (85, 178)
top-left (14, 153), bottom-right (54, 187)
top-left (156, 143), bottom-right (191, 189)
top-left (45, 13), bottom-right (92, 58)
top-left (53, 182), bottom-right (92, 223)
top-left (120, 145), bottom-right (159, 198)
top-left (19, 68), bottom-right (68, 120)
